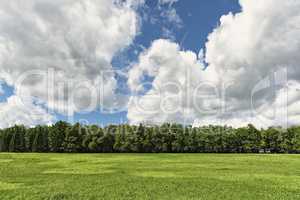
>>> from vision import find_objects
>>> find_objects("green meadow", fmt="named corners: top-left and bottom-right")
top-left (0, 154), bottom-right (300, 200)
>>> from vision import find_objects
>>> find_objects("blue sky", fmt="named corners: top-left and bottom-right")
top-left (90, 0), bottom-right (240, 126)
top-left (1, 0), bottom-right (300, 128)
top-left (0, 0), bottom-right (241, 126)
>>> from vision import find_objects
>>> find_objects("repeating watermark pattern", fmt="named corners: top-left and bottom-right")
top-left (4, 65), bottom-right (290, 128)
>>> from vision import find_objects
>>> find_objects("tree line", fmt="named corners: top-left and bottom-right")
top-left (1, 121), bottom-right (300, 153)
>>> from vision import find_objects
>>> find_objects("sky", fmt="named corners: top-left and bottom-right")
top-left (0, 0), bottom-right (300, 128)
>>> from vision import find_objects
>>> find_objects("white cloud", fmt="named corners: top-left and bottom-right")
top-left (127, 39), bottom-right (219, 125)
top-left (128, 0), bottom-right (300, 128)
top-left (203, 0), bottom-right (300, 127)
top-left (0, 0), bottom-right (141, 122)
top-left (158, 0), bottom-right (178, 6)
top-left (2, 0), bottom-right (300, 129)
top-left (140, 0), bottom-right (182, 40)
top-left (0, 95), bottom-right (54, 129)
top-left (160, 7), bottom-right (182, 27)
top-left (158, 0), bottom-right (181, 26)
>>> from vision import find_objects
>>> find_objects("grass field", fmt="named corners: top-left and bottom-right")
top-left (0, 154), bottom-right (300, 200)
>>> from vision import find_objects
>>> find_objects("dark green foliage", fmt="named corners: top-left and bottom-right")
top-left (49, 121), bottom-right (70, 152)
top-left (282, 127), bottom-right (300, 153)
top-left (32, 126), bottom-right (49, 152)
top-left (25, 128), bottom-right (36, 152)
top-left (63, 123), bottom-right (86, 153)
top-left (1, 122), bottom-right (300, 153)
top-left (0, 130), bottom-right (5, 152)
top-left (0, 129), bottom-right (12, 152)
top-left (8, 125), bottom-right (26, 152)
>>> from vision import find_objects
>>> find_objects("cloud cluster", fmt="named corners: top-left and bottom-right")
top-left (0, 95), bottom-right (54, 129)
top-left (127, 39), bottom-right (218, 125)
top-left (127, 0), bottom-right (300, 128)
top-left (2, 0), bottom-right (300, 129)
top-left (0, 0), bottom-right (141, 127)
top-left (203, 0), bottom-right (300, 127)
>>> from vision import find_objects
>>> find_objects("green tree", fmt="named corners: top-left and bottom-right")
top-left (49, 121), bottom-right (69, 152)
top-left (263, 127), bottom-right (284, 153)
top-left (8, 125), bottom-right (26, 152)
top-left (63, 123), bottom-right (86, 153)
top-left (283, 127), bottom-right (300, 153)
top-left (31, 126), bottom-right (49, 152)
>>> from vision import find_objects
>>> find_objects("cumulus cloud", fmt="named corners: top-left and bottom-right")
top-left (203, 0), bottom-right (300, 127)
top-left (128, 0), bottom-right (300, 128)
top-left (2, 0), bottom-right (300, 129)
top-left (127, 39), bottom-right (219, 125)
top-left (0, 95), bottom-right (54, 129)
top-left (0, 0), bottom-right (141, 122)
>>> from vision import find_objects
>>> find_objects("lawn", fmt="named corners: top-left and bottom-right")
top-left (0, 154), bottom-right (300, 200)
